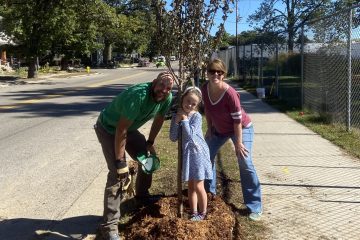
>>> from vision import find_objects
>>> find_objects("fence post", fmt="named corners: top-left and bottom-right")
top-left (250, 44), bottom-right (253, 84)
top-left (235, 45), bottom-right (239, 79)
top-left (243, 44), bottom-right (246, 82)
top-left (275, 42), bottom-right (279, 97)
top-left (346, 8), bottom-right (352, 132)
top-left (301, 24), bottom-right (305, 110)
top-left (235, 0), bottom-right (239, 78)
top-left (260, 42), bottom-right (264, 87)
top-left (257, 45), bottom-right (260, 87)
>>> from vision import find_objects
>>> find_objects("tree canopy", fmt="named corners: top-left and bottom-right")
top-left (0, 0), bottom-right (157, 78)
top-left (247, 0), bottom-right (333, 51)
top-left (153, 0), bottom-right (234, 86)
top-left (309, 0), bottom-right (360, 44)
top-left (0, 0), bottom-right (112, 77)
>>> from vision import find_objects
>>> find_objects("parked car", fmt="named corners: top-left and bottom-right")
top-left (138, 59), bottom-right (150, 67)
top-left (170, 56), bottom-right (176, 61)
top-left (113, 55), bottom-right (125, 62)
top-left (156, 56), bottom-right (166, 68)
top-left (156, 59), bottom-right (165, 68)
top-left (157, 55), bottom-right (165, 62)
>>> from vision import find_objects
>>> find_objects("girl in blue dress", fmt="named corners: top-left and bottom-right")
top-left (169, 86), bottom-right (213, 221)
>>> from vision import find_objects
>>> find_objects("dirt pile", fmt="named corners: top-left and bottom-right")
top-left (125, 195), bottom-right (235, 239)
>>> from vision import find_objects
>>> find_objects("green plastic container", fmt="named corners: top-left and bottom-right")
top-left (136, 154), bottom-right (160, 174)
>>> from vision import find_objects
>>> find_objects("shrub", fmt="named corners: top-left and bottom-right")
top-left (266, 52), bottom-right (301, 76)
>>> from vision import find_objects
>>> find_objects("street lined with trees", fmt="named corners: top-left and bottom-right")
top-left (1, 0), bottom-right (356, 78)
top-left (0, 0), bottom-right (157, 78)
top-left (1, 1), bottom-right (360, 239)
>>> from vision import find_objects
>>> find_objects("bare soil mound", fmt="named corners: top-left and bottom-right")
top-left (124, 195), bottom-right (235, 239)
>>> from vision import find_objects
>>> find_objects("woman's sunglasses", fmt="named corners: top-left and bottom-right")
top-left (208, 69), bottom-right (224, 75)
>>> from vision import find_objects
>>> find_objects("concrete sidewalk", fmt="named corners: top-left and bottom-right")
top-left (236, 87), bottom-right (360, 239)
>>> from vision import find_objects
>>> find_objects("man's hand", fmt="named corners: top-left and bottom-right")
top-left (146, 140), bottom-right (156, 156)
top-left (115, 160), bottom-right (129, 181)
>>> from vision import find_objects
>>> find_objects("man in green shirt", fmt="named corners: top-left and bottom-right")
top-left (94, 71), bottom-right (174, 240)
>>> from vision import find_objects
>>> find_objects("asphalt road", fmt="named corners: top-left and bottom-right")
top-left (0, 67), bottom-right (167, 239)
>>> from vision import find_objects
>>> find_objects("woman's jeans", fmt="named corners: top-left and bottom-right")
top-left (205, 126), bottom-right (262, 213)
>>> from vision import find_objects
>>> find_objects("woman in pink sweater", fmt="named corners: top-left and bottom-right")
top-left (201, 58), bottom-right (263, 221)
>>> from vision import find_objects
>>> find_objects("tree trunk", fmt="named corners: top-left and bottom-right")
top-left (177, 57), bottom-right (184, 218)
top-left (287, 0), bottom-right (295, 53)
top-left (103, 40), bottom-right (112, 64)
top-left (288, 29), bottom-right (294, 52)
top-left (177, 128), bottom-right (183, 218)
top-left (60, 58), bottom-right (69, 71)
top-left (27, 57), bottom-right (38, 78)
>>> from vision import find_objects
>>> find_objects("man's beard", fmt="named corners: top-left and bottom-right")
top-left (152, 89), bottom-right (168, 103)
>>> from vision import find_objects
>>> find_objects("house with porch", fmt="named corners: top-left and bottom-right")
top-left (0, 32), bottom-right (16, 71)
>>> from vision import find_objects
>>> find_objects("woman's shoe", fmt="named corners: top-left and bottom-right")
top-left (249, 212), bottom-right (262, 221)
top-left (107, 232), bottom-right (120, 240)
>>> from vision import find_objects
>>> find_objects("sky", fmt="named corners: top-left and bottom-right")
top-left (218, 0), bottom-right (263, 36)
top-left (164, 0), bottom-right (263, 36)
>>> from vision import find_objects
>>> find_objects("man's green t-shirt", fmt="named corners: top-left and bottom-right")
top-left (98, 82), bottom-right (172, 134)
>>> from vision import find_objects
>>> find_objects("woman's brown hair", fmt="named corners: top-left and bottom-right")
top-left (206, 58), bottom-right (227, 77)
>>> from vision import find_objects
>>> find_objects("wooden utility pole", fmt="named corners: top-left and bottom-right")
top-left (235, 0), bottom-right (239, 78)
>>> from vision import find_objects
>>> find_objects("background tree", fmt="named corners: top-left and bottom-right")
top-left (153, 0), bottom-right (234, 217)
top-left (103, 0), bottom-right (155, 61)
top-left (0, 0), bottom-right (110, 77)
top-left (55, 0), bottom-right (108, 69)
top-left (94, 2), bottom-right (121, 64)
top-left (124, 0), bottom-right (157, 58)
top-left (248, 0), bottom-right (332, 52)
top-left (104, 0), bottom-right (156, 60)
top-left (0, 0), bottom-right (75, 77)
top-left (234, 30), bottom-right (285, 45)
top-left (219, 31), bottom-right (234, 49)
top-left (310, 0), bottom-right (360, 44)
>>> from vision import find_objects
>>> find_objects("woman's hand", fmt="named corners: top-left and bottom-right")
top-left (205, 128), bottom-right (213, 139)
top-left (235, 142), bottom-right (249, 160)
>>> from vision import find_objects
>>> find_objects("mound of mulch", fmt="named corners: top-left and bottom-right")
top-left (124, 195), bottom-right (235, 240)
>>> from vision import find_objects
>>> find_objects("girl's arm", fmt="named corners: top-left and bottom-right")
top-left (181, 112), bottom-right (201, 139)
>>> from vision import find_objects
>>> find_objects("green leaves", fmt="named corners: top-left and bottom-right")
top-left (248, 0), bottom-right (333, 51)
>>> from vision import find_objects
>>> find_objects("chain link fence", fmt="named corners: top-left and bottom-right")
top-left (302, 5), bottom-right (360, 131)
top-left (218, 4), bottom-right (360, 131)
top-left (218, 41), bottom-right (303, 107)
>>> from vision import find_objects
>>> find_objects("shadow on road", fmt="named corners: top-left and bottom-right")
top-left (0, 215), bottom-right (101, 240)
top-left (0, 84), bottom-right (132, 118)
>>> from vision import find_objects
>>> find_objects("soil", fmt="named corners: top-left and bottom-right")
top-left (124, 195), bottom-right (235, 240)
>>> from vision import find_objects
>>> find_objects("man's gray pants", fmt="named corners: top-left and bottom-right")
top-left (94, 122), bottom-right (152, 235)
